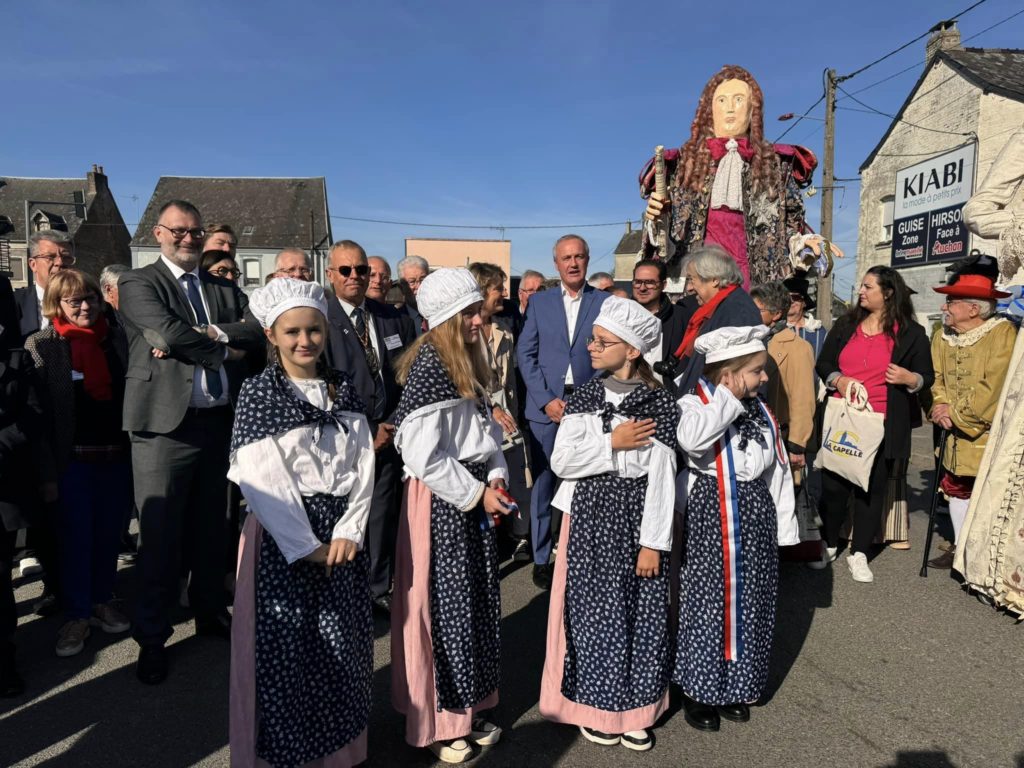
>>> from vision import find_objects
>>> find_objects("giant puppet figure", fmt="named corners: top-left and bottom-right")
top-left (953, 126), bottom-right (1024, 615)
top-left (641, 65), bottom-right (841, 289)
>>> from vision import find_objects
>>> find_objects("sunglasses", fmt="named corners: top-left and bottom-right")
top-left (329, 264), bottom-right (369, 278)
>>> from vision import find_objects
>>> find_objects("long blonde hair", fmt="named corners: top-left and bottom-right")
top-left (396, 313), bottom-right (492, 400)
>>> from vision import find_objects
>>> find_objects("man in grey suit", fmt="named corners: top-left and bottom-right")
top-left (118, 200), bottom-right (263, 685)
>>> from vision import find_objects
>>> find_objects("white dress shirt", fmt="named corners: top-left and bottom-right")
top-left (35, 284), bottom-right (49, 330)
top-left (160, 255), bottom-right (229, 407)
top-left (676, 385), bottom-right (798, 546)
top-left (549, 384), bottom-right (677, 552)
top-left (227, 378), bottom-right (376, 563)
top-left (394, 398), bottom-right (509, 512)
top-left (561, 282), bottom-right (583, 386)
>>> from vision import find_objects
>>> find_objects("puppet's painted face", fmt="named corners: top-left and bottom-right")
top-left (712, 79), bottom-right (751, 138)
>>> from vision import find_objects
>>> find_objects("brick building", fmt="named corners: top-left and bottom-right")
top-left (857, 21), bottom-right (1024, 323)
top-left (0, 165), bottom-right (131, 288)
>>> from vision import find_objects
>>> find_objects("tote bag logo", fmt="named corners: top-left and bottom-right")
top-left (823, 427), bottom-right (864, 459)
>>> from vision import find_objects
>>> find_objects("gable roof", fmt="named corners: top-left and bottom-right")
top-left (0, 177), bottom-right (89, 241)
top-left (614, 229), bottom-right (643, 255)
top-left (860, 47), bottom-right (1024, 172)
top-left (131, 176), bottom-right (331, 249)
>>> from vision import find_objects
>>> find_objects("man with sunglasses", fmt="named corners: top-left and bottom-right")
top-left (325, 240), bottom-right (414, 613)
top-left (117, 199), bottom-right (264, 685)
top-left (15, 231), bottom-right (75, 341)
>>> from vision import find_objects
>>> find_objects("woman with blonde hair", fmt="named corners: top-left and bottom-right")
top-left (390, 268), bottom-right (514, 764)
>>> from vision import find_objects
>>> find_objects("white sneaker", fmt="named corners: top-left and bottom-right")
top-left (846, 552), bottom-right (874, 583)
top-left (469, 718), bottom-right (502, 746)
top-left (19, 557), bottom-right (43, 578)
top-left (579, 725), bottom-right (620, 746)
top-left (428, 739), bottom-right (473, 763)
top-left (621, 729), bottom-right (653, 751)
top-left (807, 545), bottom-right (838, 570)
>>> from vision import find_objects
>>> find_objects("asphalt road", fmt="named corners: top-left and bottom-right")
top-left (3, 430), bottom-right (1023, 768)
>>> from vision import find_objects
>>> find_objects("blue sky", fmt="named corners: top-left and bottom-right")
top-left (3, 0), bottom-right (1022, 297)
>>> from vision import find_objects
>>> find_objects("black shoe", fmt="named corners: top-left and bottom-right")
top-left (532, 563), bottom-right (553, 591)
top-left (928, 549), bottom-right (955, 570)
top-left (0, 656), bottom-right (24, 698)
top-left (372, 594), bottom-right (392, 614)
top-left (717, 703), bottom-right (750, 722)
top-left (512, 539), bottom-right (532, 563)
top-left (136, 645), bottom-right (168, 685)
top-left (195, 612), bottom-right (232, 639)
top-left (682, 694), bottom-right (720, 731)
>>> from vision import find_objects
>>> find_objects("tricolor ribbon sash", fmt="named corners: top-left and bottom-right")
top-left (695, 378), bottom-right (745, 662)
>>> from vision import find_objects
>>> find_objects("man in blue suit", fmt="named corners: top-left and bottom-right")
top-left (517, 234), bottom-right (610, 589)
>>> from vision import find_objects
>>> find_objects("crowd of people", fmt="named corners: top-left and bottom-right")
top-left (0, 196), bottom-right (1020, 767)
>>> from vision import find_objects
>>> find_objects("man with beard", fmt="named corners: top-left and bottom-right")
top-left (632, 259), bottom-right (686, 384)
top-left (118, 200), bottom-right (263, 684)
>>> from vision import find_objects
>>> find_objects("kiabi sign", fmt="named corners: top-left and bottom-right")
top-left (890, 142), bottom-right (976, 268)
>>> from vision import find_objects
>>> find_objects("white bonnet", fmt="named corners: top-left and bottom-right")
top-left (593, 296), bottom-right (662, 354)
top-left (694, 325), bottom-right (769, 363)
top-left (249, 277), bottom-right (328, 329)
top-left (416, 267), bottom-right (483, 329)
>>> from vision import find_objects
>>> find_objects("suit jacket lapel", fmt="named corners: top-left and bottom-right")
top-left (200, 277), bottom-right (222, 323)
top-left (152, 259), bottom-right (194, 322)
top-left (571, 285), bottom-right (595, 350)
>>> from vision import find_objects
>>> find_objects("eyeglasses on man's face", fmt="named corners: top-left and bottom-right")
top-left (328, 264), bottom-right (369, 278)
top-left (586, 336), bottom-right (624, 351)
top-left (632, 279), bottom-right (661, 289)
top-left (278, 267), bottom-right (312, 278)
top-left (157, 224), bottom-right (206, 241)
top-left (32, 253), bottom-right (76, 266)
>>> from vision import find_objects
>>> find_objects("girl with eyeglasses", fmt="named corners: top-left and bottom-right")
top-left (539, 297), bottom-right (678, 753)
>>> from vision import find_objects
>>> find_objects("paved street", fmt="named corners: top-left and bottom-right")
top-left (3, 430), bottom-right (1023, 768)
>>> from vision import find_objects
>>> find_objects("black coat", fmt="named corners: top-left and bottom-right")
top-left (0, 348), bottom-right (42, 531)
top-left (674, 288), bottom-right (762, 395)
top-left (655, 295), bottom-right (687, 363)
top-left (815, 315), bottom-right (934, 460)
top-left (325, 297), bottom-right (415, 428)
top-left (14, 285), bottom-right (41, 343)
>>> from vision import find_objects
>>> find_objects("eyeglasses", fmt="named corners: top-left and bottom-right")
top-left (586, 336), bottom-right (625, 351)
top-left (32, 254), bottom-right (76, 266)
top-left (632, 279), bottom-right (661, 288)
top-left (157, 224), bottom-right (206, 241)
top-left (328, 264), bottom-right (369, 278)
top-left (404, 276), bottom-right (425, 287)
top-left (61, 293), bottom-right (99, 309)
top-left (210, 267), bottom-right (240, 279)
top-left (277, 267), bottom-right (312, 278)
top-left (519, 286), bottom-right (538, 295)
top-left (942, 298), bottom-right (972, 307)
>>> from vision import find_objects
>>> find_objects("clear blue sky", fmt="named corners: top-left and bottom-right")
top-left (3, 0), bottom-right (1021, 298)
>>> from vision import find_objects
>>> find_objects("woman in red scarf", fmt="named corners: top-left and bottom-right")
top-left (25, 269), bottom-right (131, 658)
top-left (673, 246), bottom-right (762, 396)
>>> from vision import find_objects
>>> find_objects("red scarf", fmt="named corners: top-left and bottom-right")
top-left (52, 314), bottom-right (112, 401)
top-left (706, 136), bottom-right (755, 162)
top-left (675, 284), bottom-right (738, 359)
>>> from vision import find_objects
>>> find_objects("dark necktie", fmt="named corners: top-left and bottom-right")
top-left (352, 307), bottom-right (385, 419)
top-left (183, 274), bottom-right (224, 400)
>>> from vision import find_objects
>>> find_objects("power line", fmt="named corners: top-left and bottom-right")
top-left (330, 214), bottom-right (641, 231)
top-left (838, 0), bottom-right (991, 82)
top-left (962, 6), bottom-right (1024, 42)
top-left (835, 83), bottom-right (976, 137)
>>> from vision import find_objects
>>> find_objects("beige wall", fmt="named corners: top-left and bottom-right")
top-left (856, 58), bottom-right (1024, 322)
top-left (405, 238), bottom-right (511, 278)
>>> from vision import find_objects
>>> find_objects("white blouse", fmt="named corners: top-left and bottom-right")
top-left (227, 378), bottom-right (376, 564)
top-left (549, 386), bottom-right (677, 552)
top-left (676, 385), bottom-right (798, 546)
top-left (394, 398), bottom-right (509, 511)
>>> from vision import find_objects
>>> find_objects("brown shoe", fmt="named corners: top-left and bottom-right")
top-left (928, 549), bottom-right (956, 570)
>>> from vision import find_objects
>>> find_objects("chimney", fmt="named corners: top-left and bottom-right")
top-left (87, 164), bottom-right (108, 196)
top-left (926, 19), bottom-right (961, 63)
top-left (626, 220), bottom-right (632, 233)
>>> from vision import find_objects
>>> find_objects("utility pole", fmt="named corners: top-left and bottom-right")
top-left (819, 68), bottom-right (837, 330)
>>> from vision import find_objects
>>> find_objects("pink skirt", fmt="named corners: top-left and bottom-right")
top-left (539, 516), bottom-right (668, 733)
top-left (229, 513), bottom-right (368, 767)
top-left (391, 478), bottom-right (499, 748)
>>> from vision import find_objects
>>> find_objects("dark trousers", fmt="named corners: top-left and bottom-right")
top-left (58, 458), bottom-right (131, 620)
top-left (21, 501), bottom-right (60, 595)
top-left (1, 530), bottom-right (16, 667)
top-left (367, 442), bottom-right (401, 599)
top-left (504, 441), bottom-right (532, 540)
top-left (131, 407), bottom-right (231, 646)
top-left (527, 418), bottom-right (560, 565)
top-left (819, 447), bottom-right (891, 555)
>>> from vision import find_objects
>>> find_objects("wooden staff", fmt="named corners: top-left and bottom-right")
top-left (653, 145), bottom-right (669, 261)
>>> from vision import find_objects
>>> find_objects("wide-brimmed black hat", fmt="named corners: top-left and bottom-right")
top-left (783, 274), bottom-right (815, 310)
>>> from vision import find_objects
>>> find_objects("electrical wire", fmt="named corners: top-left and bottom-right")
top-left (330, 214), bottom-right (641, 230)
top-left (773, 93), bottom-right (826, 143)
top-left (836, 84), bottom-right (976, 137)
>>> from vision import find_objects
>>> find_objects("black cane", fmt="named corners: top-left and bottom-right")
top-left (919, 428), bottom-right (949, 577)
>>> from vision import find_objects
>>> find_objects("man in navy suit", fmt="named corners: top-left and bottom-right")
top-left (324, 241), bottom-right (415, 611)
top-left (516, 235), bottom-right (610, 589)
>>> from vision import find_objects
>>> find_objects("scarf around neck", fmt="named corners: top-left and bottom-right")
top-left (674, 284), bottom-right (738, 360)
top-left (52, 313), bottom-right (112, 401)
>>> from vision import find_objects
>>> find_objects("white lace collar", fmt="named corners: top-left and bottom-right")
top-left (940, 316), bottom-right (1009, 347)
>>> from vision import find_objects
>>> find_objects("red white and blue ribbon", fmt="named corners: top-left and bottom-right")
top-left (695, 378), bottom-right (744, 662)
top-left (758, 400), bottom-right (788, 469)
